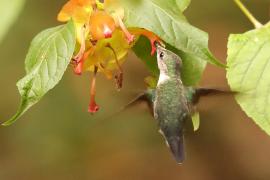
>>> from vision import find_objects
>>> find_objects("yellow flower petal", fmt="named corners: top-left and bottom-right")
top-left (105, 0), bottom-right (125, 26)
top-left (83, 29), bottom-right (133, 73)
top-left (57, 0), bottom-right (94, 24)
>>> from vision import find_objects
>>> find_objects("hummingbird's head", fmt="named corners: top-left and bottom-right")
top-left (156, 43), bottom-right (182, 77)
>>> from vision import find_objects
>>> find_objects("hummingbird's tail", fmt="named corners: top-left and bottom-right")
top-left (167, 135), bottom-right (185, 164)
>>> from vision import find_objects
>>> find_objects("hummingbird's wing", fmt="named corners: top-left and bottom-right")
top-left (118, 90), bottom-right (154, 115)
top-left (99, 89), bottom-right (155, 122)
top-left (185, 87), bottom-right (236, 105)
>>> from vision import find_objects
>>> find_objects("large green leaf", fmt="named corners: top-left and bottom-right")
top-left (227, 24), bottom-right (270, 135)
top-left (122, 0), bottom-right (224, 67)
top-left (2, 20), bottom-right (76, 126)
top-left (133, 37), bottom-right (206, 86)
top-left (167, 44), bottom-right (207, 86)
top-left (0, 0), bottom-right (25, 43)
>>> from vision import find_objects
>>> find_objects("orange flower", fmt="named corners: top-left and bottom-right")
top-left (89, 11), bottom-right (116, 40)
top-left (57, 0), bottom-right (94, 23)
top-left (58, 0), bottom-right (161, 114)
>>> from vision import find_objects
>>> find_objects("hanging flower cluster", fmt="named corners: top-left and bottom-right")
top-left (57, 0), bottom-right (161, 113)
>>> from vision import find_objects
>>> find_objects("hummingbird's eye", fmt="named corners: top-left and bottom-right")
top-left (159, 52), bottom-right (165, 59)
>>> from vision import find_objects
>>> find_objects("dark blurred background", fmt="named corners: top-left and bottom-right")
top-left (0, 0), bottom-right (270, 179)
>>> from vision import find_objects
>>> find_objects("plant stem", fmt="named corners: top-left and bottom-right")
top-left (234, 0), bottom-right (263, 28)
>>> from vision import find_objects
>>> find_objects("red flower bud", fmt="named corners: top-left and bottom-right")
top-left (89, 11), bottom-right (116, 40)
top-left (88, 66), bottom-right (99, 114)
top-left (74, 61), bottom-right (83, 75)
top-left (88, 101), bottom-right (99, 113)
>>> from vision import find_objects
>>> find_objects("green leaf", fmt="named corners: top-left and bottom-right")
top-left (0, 0), bottom-right (25, 43)
top-left (133, 36), bottom-right (206, 86)
top-left (122, 0), bottom-right (224, 67)
top-left (227, 24), bottom-right (270, 135)
top-left (133, 36), bottom-right (159, 76)
top-left (167, 44), bottom-right (207, 86)
top-left (192, 112), bottom-right (200, 131)
top-left (2, 20), bottom-right (76, 126)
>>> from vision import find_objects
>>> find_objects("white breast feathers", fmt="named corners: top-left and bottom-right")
top-left (158, 73), bottom-right (170, 85)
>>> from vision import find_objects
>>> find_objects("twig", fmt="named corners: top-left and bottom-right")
top-left (234, 0), bottom-right (263, 28)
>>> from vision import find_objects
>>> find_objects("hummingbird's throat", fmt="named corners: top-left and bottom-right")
top-left (158, 72), bottom-right (170, 85)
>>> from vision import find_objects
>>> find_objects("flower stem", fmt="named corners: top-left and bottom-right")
top-left (116, 15), bottom-right (135, 44)
top-left (234, 0), bottom-right (263, 28)
top-left (106, 43), bottom-right (123, 90)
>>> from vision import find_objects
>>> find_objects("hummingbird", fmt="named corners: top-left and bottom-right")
top-left (145, 43), bottom-right (231, 163)
top-left (104, 43), bottom-right (232, 164)
top-left (153, 44), bottom-right (190, 164)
